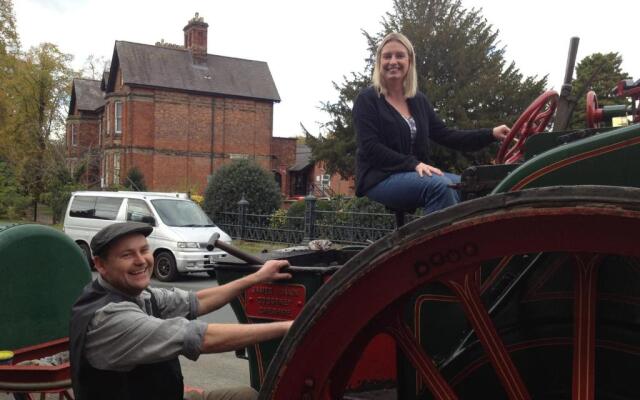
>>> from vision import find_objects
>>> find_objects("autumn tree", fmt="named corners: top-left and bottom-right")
top-left (0, 0), bottom-right (20, 154)
top-left (5, 42), bottom-right (73, 220)
top-left (308, 0), bottom-right (547, 177)
top-left (569, 52), bottom-right (629, 128)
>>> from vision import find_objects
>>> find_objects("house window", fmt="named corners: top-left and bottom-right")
top-left (106, 104), bottom-right (110, 136)
top-left (102, 155), bottom-right (107, 188)
top-left (71, 124), bottom-right (78, 146)
top-left (114, 101), bottom-right (122, 135)
top-left (113, 153), bottom-right (120, 185)
top-left (319, 174), bottom-right (330, 189)
top-left (98, 120), bottom-right (102, 145)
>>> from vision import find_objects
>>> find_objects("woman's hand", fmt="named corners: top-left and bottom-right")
top-left (492, 125), bottom-right (510, 141)
top-left (415, 162), bottom-right (443, 177)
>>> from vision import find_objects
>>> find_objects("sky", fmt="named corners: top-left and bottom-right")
top-left (14, 0), bottom-right (640, 137)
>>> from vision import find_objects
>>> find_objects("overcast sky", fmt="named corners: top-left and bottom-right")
top-left (14, 0), bottom-right (639, 137)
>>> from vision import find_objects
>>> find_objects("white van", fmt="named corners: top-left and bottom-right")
top-left (63, 191), bottom-right (233, 281)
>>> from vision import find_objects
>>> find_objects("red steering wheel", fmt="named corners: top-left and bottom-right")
top-left (496, 90), bottom-right (559, 164)
top-left (586, 91), bottom-right (603, 129)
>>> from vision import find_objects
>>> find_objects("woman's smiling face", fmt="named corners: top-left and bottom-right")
top-left (380, 40), bottom-right (410, 85)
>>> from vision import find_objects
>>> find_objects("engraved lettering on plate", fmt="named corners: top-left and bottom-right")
top-left (245, 283), bottom-right (306, 321)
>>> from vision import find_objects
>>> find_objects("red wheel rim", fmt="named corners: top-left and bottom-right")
top-left (496, 91), bottom-right (559, 164)
top-left (586, 91), bottom-right (603, 129)
top-left (259, 186), bottom-right (640, 400)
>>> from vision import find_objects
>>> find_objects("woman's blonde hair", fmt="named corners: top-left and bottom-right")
top-left (372, 32), bottom-right (417, 98)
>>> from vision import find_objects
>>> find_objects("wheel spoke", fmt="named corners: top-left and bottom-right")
top-left (572, 254), bottom-right (601, 400)
top-left (444, 270), bottom-right (531, 400)
top-left (386, 314), bottom-right (458, 399)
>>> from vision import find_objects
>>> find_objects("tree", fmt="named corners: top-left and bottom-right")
top-left (308, 0), bottom-right (547, 177)
top-left (203, 160), bottom-right (282, 215)
top-left (305, 73), bottom-right (370, 179)
top-left (5, 43), bottom-right (73, 220)
top-left (569, 52), bottom-right (629, 128)
top-left (0, 158), bottom-right (30, 220)
top-left (125, 167), bottom-right (147, 191)
top-left (42, 138), bottom-right (83, 224)
top-left (0, 0), bottom-right (20, 152)
top-left (78, 54), bottom-right (110, 80)
top-left (0, 0), bottom-right (19, 55)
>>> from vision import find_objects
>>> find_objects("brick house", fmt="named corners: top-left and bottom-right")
top-left (287, 144), bottom-right (355, 199)
top-left (66, 13), bottom-right (354, 199)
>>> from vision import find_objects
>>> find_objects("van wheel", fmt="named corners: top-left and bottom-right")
top-left (154, 252), bottom-right (178, 282)
top-left (78, 242), bottom-right (94, 270)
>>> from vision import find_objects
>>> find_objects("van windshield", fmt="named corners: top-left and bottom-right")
top-left (150, 199), bottom-right (216, 227)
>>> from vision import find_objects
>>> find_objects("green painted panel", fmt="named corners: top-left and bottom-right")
top-left (0, 224), bottom-right (92, 349)
top-left (215, 258), bottom-right (341, 391)
top-left (493, 124), bottom-right (640, 193)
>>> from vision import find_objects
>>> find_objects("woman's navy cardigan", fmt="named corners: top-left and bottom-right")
top-left (353, 86), bottom-right (496, 196)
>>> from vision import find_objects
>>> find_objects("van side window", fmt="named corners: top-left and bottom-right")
top-left (127, 199), bottom-right (155, 224)
top-left (94, 197), bottom-right (123, 220)
top-left (69, 196), bottom-right (97, 218)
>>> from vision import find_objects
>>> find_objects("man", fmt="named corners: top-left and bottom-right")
top-left (69, 222), bottom-right (293, 400)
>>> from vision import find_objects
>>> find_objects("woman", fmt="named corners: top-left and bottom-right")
top-left (353, 32), bottom-right (510, 214)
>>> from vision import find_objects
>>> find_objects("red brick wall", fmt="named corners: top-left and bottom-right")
top-left (271, 137), bottom-right (297, 196)
top-left (72, 76), bottom-right (280, 194)
top-left (113, 88), bottom-right (276, 194)
top-left (66, 109), bottom-right (101, 186)
top-left (309, 161), bottom-right (355, 197)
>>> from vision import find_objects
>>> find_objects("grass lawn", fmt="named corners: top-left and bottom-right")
top-left (231, 240), bottom-right (289, 254)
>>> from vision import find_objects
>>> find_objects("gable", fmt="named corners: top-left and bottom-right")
top-left (69, 78), bottom-right (105, 115)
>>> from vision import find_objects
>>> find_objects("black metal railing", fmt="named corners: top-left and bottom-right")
top-left (212, 195), bottom-right (419, 245)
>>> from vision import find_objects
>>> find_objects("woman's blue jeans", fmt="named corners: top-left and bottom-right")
top-left (365, 171), bottom-right (461, 214)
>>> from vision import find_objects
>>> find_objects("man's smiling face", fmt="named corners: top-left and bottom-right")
top-left (94, 233), bottom-right (154, 296)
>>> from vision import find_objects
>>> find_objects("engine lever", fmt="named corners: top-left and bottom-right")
top-left (207, 232), bottom-right (264, 265)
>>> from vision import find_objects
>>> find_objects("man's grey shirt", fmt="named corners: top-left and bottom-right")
top-left (84, 276), bottom-right (208, 371)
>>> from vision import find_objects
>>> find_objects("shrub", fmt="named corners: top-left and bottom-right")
top-left (203, 160), bottom-right (281, 215)
top-left (124, 167), bottom-right (147, 191)
top-left (0, 161), bottom-right (30, 220)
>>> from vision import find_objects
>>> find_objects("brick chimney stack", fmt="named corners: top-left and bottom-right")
top-left (183, 12), bottom-right (208, 63)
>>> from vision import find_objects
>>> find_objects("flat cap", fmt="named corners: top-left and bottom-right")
top-left (90, 222), bottom-right (153, 256)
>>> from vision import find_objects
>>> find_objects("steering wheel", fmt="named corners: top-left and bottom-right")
top-left (586, 91), bottom-right (603, 129)
top-left (496, 90), bottom-right (559, 164)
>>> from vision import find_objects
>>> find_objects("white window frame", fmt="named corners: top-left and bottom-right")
top-left (71, 124), bottom-right (78, 146)
top-left (113, 153), bottom-right (120, 185)
top-left (114, 101), bottom-right (122, 135)
top-left (320, 174), bottom-right (330, 189)
top-left (106, 104), bottom-right (110, 136)
top-left (102, 155), bottom-right (107, 188)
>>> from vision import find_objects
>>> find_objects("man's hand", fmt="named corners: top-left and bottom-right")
top-left (415, 162), bottom-right (443, 177)
top-left (253, 259), bottom-right (292, 284)
top-left (197, 260), bottom-right (292, 316)
top-left (492, 125), bottom-right (510, 141)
